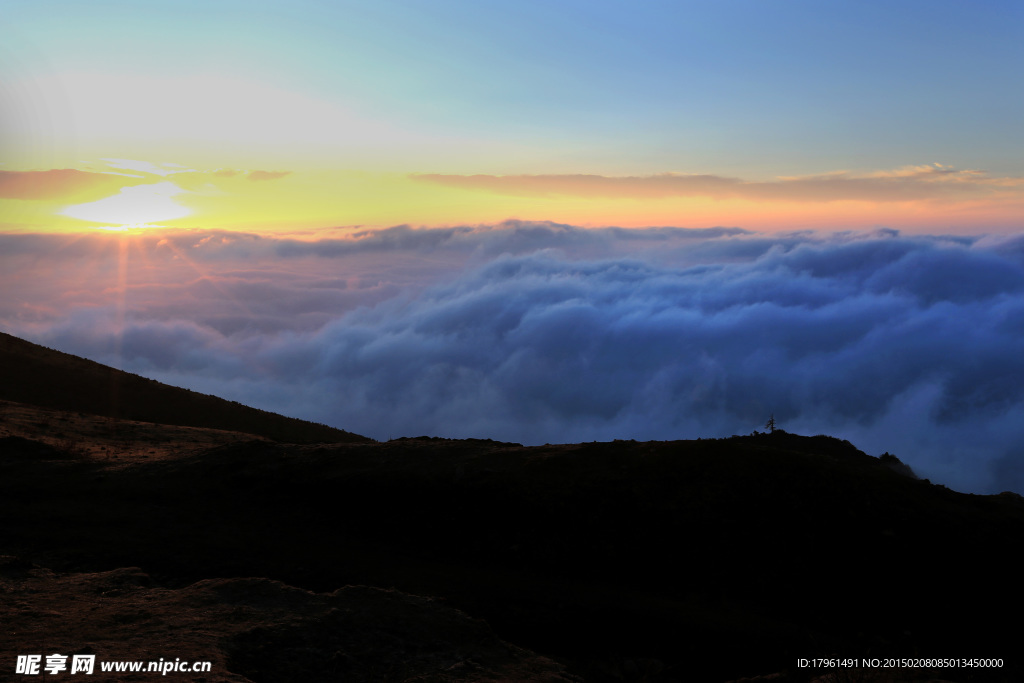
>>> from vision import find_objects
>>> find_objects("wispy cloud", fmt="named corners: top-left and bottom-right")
top-left (0, 169), bottom-right (145, 201)
top-left (413, 164), bottom-right (1023, 204)
top-left (101, 159), bottom-right (193, 177)
top-left (247, 170), bottom-right (292, 182)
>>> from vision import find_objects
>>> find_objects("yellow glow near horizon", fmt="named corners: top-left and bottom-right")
top-left (2, 161), bottom-right (1017, 237)
top-left (61, 182), bottom-right (191, 228)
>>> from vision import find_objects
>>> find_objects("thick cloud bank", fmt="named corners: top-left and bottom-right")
top-left (5, 223), bottom-right (1024, 494)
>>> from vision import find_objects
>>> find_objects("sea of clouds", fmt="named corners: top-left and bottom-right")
top-left (4, 222), bottom-right (1024, 494)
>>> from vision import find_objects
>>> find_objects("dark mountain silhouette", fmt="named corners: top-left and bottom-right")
top-left (1, 331), bottom-right (1021, 682)
top-left (0, 331), bottom-right (368, 444)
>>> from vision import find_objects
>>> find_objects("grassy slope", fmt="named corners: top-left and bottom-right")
top-left (0, 331), bottom-right (369, 444)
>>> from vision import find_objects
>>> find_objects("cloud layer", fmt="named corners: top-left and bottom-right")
top-left (5, 223), bottom-right (1024, 494)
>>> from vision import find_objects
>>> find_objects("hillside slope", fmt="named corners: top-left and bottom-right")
top-left (3, 431), bottom-right (1022, 681)
top-left (0, 331), bottom-right (368, 443)
top-left (2, 330), bottom-right (1022, 681)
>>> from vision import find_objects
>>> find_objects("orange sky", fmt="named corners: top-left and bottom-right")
top-left (3, 162), bottom-right (1023, 237)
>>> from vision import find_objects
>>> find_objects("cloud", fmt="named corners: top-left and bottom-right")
top-left (6, 223), bottom-right (1024, 494)
top-left (122, 222), bottom-right (751, 265)
top-left (101, 159), bottom-right (193, 177)
top-left (247, 170), bottom-right (292, 182)
top-left (412, 163), bottom-right (1024, 204)
top-left (0, 169), bottom-right (145, 200)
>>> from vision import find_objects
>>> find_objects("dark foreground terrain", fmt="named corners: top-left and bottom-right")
top-left (1, 333), bottom-right (1022, 682)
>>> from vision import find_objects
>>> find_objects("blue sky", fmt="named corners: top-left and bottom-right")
top-left (5, 0), bottom-right (1022, 176)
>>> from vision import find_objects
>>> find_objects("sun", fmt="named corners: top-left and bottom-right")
top-left (61, 182), bottom-right (191, 229)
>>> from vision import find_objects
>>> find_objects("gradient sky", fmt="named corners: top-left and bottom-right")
top-left (3, 1), bottom-right (1024, 494)
top-left (3, 0), bottom-right (1023, 232)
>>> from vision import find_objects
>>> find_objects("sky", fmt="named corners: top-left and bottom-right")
top-left (2, 1), bottom-right (1024, 493)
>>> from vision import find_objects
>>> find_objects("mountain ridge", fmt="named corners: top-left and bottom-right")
top-left (1, 329), bottom-right (1021, 682)
top-left (0, 330), bottom-right (368, 444)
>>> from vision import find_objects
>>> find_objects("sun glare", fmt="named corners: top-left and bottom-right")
top-left (61, 182), bottom-right (191, 228)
